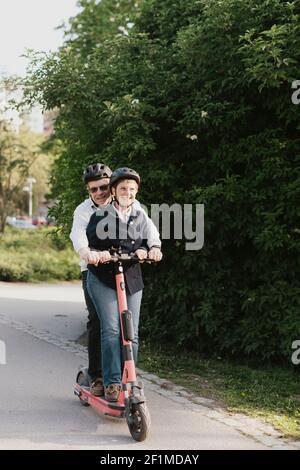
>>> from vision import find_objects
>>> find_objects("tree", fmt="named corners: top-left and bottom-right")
top-left (0, 119), bottom-right (49, 233)
top-left (62, 0), bottom-right (143, 56)
top-left (0, 76), bottom-right (51, 232)
top-left (23, 0), bottom-right (300, 361)
top-left (0, 120), bottom-right (19, 232)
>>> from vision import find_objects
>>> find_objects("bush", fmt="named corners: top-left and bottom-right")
top-left (24, 0), bottom-right (300, 361)
top-left (0, 227), bottom-right (80, 282)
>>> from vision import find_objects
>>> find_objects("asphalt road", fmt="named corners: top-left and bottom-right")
top-left (0, 281), bottom-right (279, 450)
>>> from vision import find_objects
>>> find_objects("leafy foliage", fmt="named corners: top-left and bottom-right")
top-left (0, 77), bottom-right (52, 233)
top-left (0, 227), bottom-right (80, 282)
top-left (23, 0), bottom-right (300, 360)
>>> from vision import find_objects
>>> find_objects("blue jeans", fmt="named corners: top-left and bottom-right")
top-left (87, 271), bottom-right (143, 387)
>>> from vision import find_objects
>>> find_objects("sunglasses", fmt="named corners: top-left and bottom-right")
top-left (88, 184), bottom-right (109, 194)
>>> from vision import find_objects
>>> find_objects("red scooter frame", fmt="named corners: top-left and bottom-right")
top-left (74, 253), bottom-right (153, 441)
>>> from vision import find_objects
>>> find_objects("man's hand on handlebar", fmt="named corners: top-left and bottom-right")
top-left (95, 250), bottom-right (112, 264)
top-left (79, 248), bottom-right (112, 265)
top-left (79, 247), bottom-right (101, 265)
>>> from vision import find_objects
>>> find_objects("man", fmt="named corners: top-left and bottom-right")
top-left (70, 163), bottom-right (112, 396)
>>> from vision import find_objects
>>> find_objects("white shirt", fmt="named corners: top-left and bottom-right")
top-left (69, 198), bottom-right (98, 271)
top-left (70, 198), bottom-right (161, 271)
top-left (70, 198), bottom-right (98, 253)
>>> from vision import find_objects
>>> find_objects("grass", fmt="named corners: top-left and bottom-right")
top-left (138, 340), bottom-right (300, 440)
top-left (0, 226), bottom-right (81, 282)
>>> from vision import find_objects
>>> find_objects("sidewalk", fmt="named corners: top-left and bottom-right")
top-left (0, 281), bottom-right (86, 341)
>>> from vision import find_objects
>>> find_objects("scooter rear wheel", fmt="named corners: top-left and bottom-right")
top-left (77, 371), bottom-right (90, 407)
top-left (126, 403), bottom-right (151, 442)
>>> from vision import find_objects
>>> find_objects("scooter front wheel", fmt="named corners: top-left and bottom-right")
top-left (126, 403), bottom-right (151, 442)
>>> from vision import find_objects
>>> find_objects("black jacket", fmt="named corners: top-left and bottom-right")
top-left (86, 204), bottom-right (149, 294)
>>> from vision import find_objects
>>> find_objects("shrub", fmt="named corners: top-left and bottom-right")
top-left (24, 0), bottom-right (300, 361)
top-left (0, 227), bottom-right (80, 282)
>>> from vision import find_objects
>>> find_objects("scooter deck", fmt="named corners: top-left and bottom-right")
top-left (74, 384), bottom-right (125, 418)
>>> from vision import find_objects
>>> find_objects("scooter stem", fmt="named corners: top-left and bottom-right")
top-left (115, 264), bottom-right (137, 383)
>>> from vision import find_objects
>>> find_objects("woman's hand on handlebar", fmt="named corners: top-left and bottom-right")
top-left (148, 247), bottom-right (163, 262)
top-left (134, 249), bottom-right (148, 260)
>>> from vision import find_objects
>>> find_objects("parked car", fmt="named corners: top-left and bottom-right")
top-left (32, 216), bottom-right (47, 226)
top-left (6, 216), bottom-right (37, 229)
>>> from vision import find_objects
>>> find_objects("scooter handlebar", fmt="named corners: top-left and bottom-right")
top-left (109, 253), bottom-right (156, 264)
top-left (90, 250), bottom-right (158, 264)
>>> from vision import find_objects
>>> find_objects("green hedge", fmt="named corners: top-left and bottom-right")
top-left (0, 227), bottom-right (80, 282)
top-left (138, 0), bottom-right (300, 361)
top-left (25, 0), bottom-right (300, 360)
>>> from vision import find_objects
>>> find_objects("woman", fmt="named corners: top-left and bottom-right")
top-left (86, 167), bottom-right (162, 402)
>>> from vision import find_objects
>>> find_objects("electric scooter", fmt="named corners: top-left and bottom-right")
top-left (74, 252), bottom-right (155, 442)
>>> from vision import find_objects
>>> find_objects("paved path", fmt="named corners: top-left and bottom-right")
top-left (0, 282), bottom-right (298, 450)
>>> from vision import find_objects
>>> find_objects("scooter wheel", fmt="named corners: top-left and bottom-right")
top-left (77, 372), bottom-right (90, 407)
top-left (126, 403), bottom-right (151, 442)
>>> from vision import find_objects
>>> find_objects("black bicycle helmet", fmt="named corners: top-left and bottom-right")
top-left (109, 167), bottom-right (140, 189)
top-left (83, 163), bottom-right (112, 184)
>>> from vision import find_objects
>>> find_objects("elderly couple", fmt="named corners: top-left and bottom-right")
top-left (70, 164), bottom-right (162, 402)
